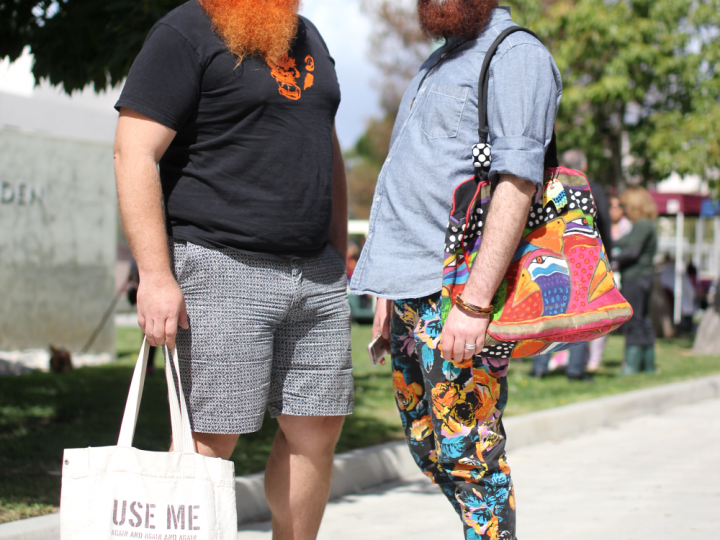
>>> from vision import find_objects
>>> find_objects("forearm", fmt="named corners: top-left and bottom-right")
top-left (462, 175), bottom-right (535, 306)
top-left (328, 127), bottom-right (348, 261)
top-left (113, 108), bottom-right (186, 347)
top-left (115, 152), bottom-right (172, 281)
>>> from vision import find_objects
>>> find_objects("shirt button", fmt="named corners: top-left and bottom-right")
top-left (375, 196), bottom-right (381, 202)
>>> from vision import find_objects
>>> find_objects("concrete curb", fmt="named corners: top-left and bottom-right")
top-left (503, 373), bottom-right (720, 451)
top-left (234, 374), bottom-right (720, 524)
top-left (3, 374), bottom-right (719, 539)
top-left (234, 440), bottom-right (424, 524)
top-left (0, 514), bottom-right (59, 540)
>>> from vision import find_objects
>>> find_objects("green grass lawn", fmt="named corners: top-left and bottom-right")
top-left (1, 325), bottom-right (719, 523)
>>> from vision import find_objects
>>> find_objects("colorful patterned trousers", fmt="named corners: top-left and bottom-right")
top-left (390, 294), bottom-right (516, 540)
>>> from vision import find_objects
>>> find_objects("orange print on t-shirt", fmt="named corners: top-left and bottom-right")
top-left (303, 55), bottom-right (315, 90)
top-left (267, 53), bottom-right (315, 100)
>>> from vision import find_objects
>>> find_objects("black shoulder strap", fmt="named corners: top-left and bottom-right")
top-left (477, 26), bottom-right (558, 169)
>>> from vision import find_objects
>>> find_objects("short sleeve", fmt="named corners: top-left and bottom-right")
top-left (115, 23), bottom-right (202, 131)
top-left (301, 16), bottom-right (335, 66)
top-left (487, 42), bottom-right (561, 185)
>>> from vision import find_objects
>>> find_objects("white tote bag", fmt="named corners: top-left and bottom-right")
top-left (60, 338), bottom-right (237, 539)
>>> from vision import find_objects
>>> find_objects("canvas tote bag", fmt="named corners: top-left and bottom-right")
top-left (60, 338), bottom-right (237, 539)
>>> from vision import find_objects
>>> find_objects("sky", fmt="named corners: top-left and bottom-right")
top-left (0, 0), bottom-right (382, 148)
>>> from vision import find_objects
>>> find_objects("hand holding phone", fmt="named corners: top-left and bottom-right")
top-left (368, 334), bottom-right (390, 366)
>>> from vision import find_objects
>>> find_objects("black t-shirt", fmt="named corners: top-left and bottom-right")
top-left (115, 1), bottom-right (341, 256)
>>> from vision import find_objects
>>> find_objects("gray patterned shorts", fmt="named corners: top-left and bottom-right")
top-left (171, 240), bottom-right (353, 434)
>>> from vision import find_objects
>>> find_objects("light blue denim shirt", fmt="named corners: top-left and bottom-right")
top-left (350, 8), bottom-right (562, 300)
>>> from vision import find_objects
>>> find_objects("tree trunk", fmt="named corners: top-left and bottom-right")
top-left (692, 306), bottom-right (720, 356)
top-left (609, 130), bottom-right (624, 186)
top-left (651, 273), bottom-right (675, 338)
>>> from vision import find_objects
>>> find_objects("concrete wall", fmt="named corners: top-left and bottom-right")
top-left (0, 129), bottom-right (116, 354)
top-left (0, 90), bottom-right (118, 142)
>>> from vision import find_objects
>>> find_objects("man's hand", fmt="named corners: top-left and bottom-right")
top-left (441, 306), bottom-right (489, 362)
top-left (137, 273), bottom-right (189, 349)
top-left (440, 174), bottom-right (535, 362)
top-left (372, 298), bottom-right (393, 365)
top-left (115, 108), bottom-right (182, 348)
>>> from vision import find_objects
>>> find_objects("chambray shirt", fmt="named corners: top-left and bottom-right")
top-left (350, 8), bottom-right (562, 300)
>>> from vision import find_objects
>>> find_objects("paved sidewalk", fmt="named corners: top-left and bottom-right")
top-left (238, 398), bottom-right (720, 540)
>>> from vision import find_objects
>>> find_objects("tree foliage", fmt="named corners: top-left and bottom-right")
top-left (348, 0), bottom-right (720, 211)
top-left (2, 0), bottom-right (718, 200)
top-left (0, 0), bottom-right (185, 92)
top-left (359, 0), bottom-right (432, 114)
top-left (645, 1), bottom-right (720, 186)
top-left (530, 0), bottom-right (720, 187)
top-left (346, 116), bottom-right (395, 218)
top-left (345, 0), bottom-right (432, 218)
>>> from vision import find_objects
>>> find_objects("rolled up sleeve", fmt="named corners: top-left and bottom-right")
top-left (487, 42), bottom-right (561, 186)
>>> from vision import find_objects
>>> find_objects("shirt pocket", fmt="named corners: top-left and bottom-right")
top-left (420, 83), bottom-right (470, 140)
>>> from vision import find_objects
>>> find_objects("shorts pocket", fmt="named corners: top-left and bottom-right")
top-left (171, 239), bottom-right (191, 284)
top-left (325, 244), bottom-right (347, 272)
top-left (420, 83), bottom-right (469, 140)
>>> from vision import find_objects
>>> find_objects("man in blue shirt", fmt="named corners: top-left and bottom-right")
top-left (350, 1), bottom-right (562, 538)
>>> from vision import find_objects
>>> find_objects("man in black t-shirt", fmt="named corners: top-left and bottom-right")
top-left (114, 1), bottom-right (352, 536)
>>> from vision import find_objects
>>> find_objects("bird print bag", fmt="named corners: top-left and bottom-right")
top-left (440, 27), bottom-right (632, 360)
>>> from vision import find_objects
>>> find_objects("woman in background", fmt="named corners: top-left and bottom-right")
top-left (610, 195), bottom-right (633, 244)
top-left (614, 187), bottom-right (658, 374)
top-left (586, 195), bottom-right (633, 372)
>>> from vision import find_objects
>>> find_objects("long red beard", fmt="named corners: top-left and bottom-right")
top-left (417, 0), bottom-right (497, 41)
top-left (201, 0), bottom-right (302, 63)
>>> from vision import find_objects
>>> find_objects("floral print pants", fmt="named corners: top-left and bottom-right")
top-left (391, 293), bottom-right (515, 540)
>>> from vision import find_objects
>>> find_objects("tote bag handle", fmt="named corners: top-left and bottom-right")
top-left (117, 337), bottom-right (196, 454)
top-left (475, 25), bottom-right (559, 169)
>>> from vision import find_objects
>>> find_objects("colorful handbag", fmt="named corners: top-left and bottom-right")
top-left (441, 26), bottom-right (632, 359)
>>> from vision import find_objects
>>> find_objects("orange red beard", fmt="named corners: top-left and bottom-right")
top-left (417, 0), bottom-right (497, 41)
top-left (200, 0), bottom-right (302, 64)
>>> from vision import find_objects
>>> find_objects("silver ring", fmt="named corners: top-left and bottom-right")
top-left (464, 343), bottom-right (477, 350)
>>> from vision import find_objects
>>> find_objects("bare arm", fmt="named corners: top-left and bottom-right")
top-left (114, 107), bottom-right (188, 348)
top-left (441, 174), bottom-right (536, 362)
top-left (328, 126), bottom-right (348, 262)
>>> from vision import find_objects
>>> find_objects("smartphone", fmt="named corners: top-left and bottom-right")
top-left (368, 334), bottom-right (391, 366)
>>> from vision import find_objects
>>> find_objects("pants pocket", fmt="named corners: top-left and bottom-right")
top-left (171, 239), bottom-right (191, 284)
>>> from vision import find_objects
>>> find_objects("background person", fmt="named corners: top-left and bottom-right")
top-left (347, 242), bottom-right (360, 281)
top-left (610, 194), bottom-right (633, 244)
top-left (659, 256), bottom-right (697, 334)
top-left (583, 194), bottom-right (633, 372)
top-left (528, 149), bottom-right (612, 380)
top-left (614, 187), bottom-right (659, 374)
top-left (113, 1), bottom-right (353, 537)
